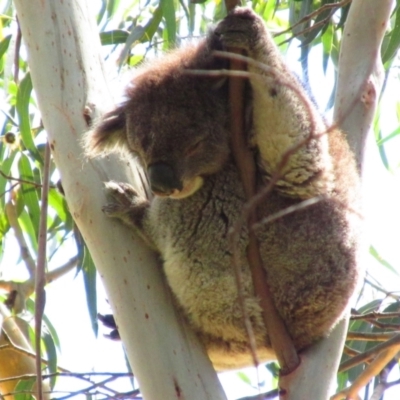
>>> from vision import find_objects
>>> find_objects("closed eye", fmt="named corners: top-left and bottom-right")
top-left (185, 140), bottom-right (204, 157)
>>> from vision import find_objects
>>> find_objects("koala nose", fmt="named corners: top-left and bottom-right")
top-left (147, 162), bottom-right (183, 195)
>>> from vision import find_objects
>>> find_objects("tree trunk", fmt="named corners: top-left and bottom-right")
top-left (13, 1), bottom-right (226, 399)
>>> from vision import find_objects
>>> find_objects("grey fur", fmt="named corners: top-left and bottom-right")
top-left (86, 8), bottom-right (362, 370)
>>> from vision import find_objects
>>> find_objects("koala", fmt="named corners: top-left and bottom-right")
top-left (86, 7), bottom-right (362, 371)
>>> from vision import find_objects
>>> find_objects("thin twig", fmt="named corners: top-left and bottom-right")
top-left (369, 359), bottom-right (397, 400)
top-left (343, 345), bottom-right (361, 358)
top-left (5, 200), bottom-right (36, 277)
top-left (351, 311), bottom-right (400, 321)
top-left (385, 378), bottom-right (400, 390)
top-left (274, 0), bottom-right (351, 37)
top-left (238, 388), bottom-right (279, 400)
top-left (224, 18), bottom-right (300, 375)
top-left (277, 15), bottom-right (334, 47)
top-left (347, 331), bottom-right (400, 341)
top-left (35, 141), bottom-right (51, 400)
top-left (333, 343), bottom-right (400, 399)
top-left (364, 277), bottom-right (400, 300)
top-left (339, 333), bottom-right (400, 372)
top-left (0, 255), bottom-right (78, 312)
top-left (0, 169), bottom-right (55, 189)
top-left (14, 18), bottom-right (22, 84)
top-left (226, 45), bottom-right (260, 368)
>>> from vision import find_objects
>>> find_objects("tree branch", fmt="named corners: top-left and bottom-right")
top-left (5, 200), bottom-right (36, 277)
top-left (333, 0), bottom-right (394, 170)
top-left (333, 342), bottom-right (400, 399)
top-left (35, 142), bottom-right (51, 400)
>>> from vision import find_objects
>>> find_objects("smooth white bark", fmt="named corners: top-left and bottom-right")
top-left (13, 1), bottom-right (226, 399)
top-left (334, 0), bottom-right (394, 171)
top-left (282, 1), bottom-right (394, 399)
top-left (280, 317), bottom-right (349, 400)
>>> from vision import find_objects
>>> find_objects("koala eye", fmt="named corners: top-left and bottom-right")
top-left (185, 139), bottom-right (204, 157)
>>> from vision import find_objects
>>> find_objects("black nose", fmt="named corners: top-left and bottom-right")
top-left (147, 163), bottom-right (183, 194)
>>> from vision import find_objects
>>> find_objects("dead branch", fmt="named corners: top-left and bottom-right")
top-left (351, 311), bottom-right (400, 321)
top-left (347, 331), bottom-right (400, 341)
top-left (223, 2), bottom-right (299, 375)
top-left (275, 0), bottom-right (352, 45)
top-left (339, 333), bottom-right (400, 373)
top-left (333, 342), bottom-right (400, 399)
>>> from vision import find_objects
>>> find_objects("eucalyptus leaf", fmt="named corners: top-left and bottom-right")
top-left (82, 246), bottom-right (98, 337)
top-left (16, 73), bottom-right (42, 163)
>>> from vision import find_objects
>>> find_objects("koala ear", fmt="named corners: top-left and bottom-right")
top-left (84, 105), bottom-right (128, 157)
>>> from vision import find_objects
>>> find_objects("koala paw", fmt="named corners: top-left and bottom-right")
top-left (103, 181), bottom-right (138, 215)
top-left (214, 7), bottom-right (265, 52)
top-left (103, 181), bottom-right (149, 228)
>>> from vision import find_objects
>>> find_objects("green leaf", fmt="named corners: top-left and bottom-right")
top-left (265, 361), bottom-right (280, 378)
top-left (0, 34), bottom-right (12, 60)
top-left (128, 54), bottom-right (145, 67)
top-left (321, 22), bottom-right (333, 74)
top-left (17, 209), bottom-right (38, 255)
top-left (100, 30), bottom-right (129, 45)
top-left (119, 25), bottom-right (145, 66)
top-left (337, 2), bottom-right (350, 30)
top-left (14, 377), bottom-right (36, 400)
top-left (0, 149), bottom-right (16, 200)
top-left (336, 369), bottom-right (349, 392)
top-left (261, 0), bottom-right (277, 21)
top-left (375, 127), bottom-right (390, 169)
top-left (369, 245), bottom-right (398, 275)
top-left (26, 297), bottom-right (62, 351)
top-left (42, 314), bottom-right (61, 352)
top-left (0, 209), bottom-right (10, 241)
top-left (18, 153), bottom-right (40, 238)
top-left (141, 5), bottom-right (163, 44)
top-left (237, 371), bottom-right (252, 385)
top-left (48, 188), bottom-right (73, 230)
top-left (82, 246), bottom-right (98, 337)
top-left (16, 73), bottom-right (42, 163)
top-left (107, 0), bottom-right (120, 19)
top-left (376, 125), bottom-right (400, 146)
top-left (161, 0), bottom-right (177, 47)
top-left (43, 330), bottom-right (58, 388)
top-left (382, 4), bottom-right (400, 64)
top-left (97, 0), bottom-right (107, 25)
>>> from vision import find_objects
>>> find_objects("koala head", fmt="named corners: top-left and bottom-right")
top-left (86, 42), bottom-right (231, 199)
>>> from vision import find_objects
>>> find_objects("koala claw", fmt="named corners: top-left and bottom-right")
top-left (102, 202), bottom-right (124, 218)
top-left (102, 181), bottom-right (149, 230)
top-left (105, 181), bottom-right (138, 202)
top-left (103, 181), bottom-right (140, 217)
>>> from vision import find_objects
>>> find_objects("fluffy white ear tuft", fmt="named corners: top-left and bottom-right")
top-left (83, 105), bottom-right (128, 157)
